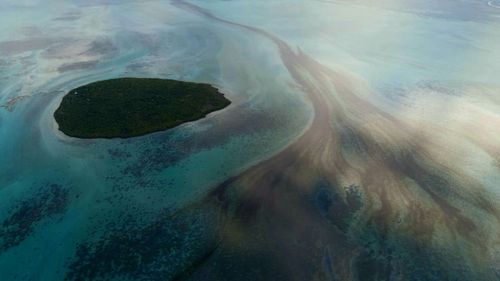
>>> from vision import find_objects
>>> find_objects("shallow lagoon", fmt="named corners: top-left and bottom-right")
top-left (1, 1), bottom-right (500, 280)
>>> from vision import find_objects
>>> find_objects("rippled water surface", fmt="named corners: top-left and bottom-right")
top-left (1, 1), bottom-right (500, 280)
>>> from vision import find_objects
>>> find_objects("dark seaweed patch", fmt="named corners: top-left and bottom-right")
top-left (355, 248), bottom-right (393, 281)
top-left (107, 148), bottom-right (132, 159)
top-left (312, 178), bottom-right (363, 231)
top-left (0, 183), bottom-right (69, 251)
top-left (65, 206), bottom-right (222, 281)
top-left (348, 222), bottom-right (482, 281)
top-left (114, 107), bottom-right (282, 191)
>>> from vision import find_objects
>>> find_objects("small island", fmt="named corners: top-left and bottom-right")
top-left (54, 78), bottom-right (231, 138)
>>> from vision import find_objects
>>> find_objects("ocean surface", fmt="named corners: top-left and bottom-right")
top-left (1, 1), bottom-right (500, 280)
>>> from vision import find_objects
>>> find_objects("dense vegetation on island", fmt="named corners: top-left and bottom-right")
top-left (54, 78), bottom-right (231, 138)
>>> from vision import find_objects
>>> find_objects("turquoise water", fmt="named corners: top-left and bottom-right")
top-left (1, 1), bottom-right (500, 280)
